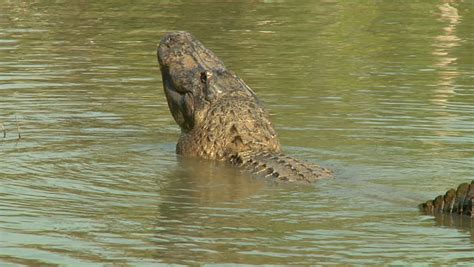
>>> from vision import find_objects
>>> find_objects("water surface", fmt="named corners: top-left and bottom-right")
top-left (1, 1), bottom-right (473, 265)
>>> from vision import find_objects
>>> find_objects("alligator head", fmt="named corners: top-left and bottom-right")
top-left (157, 31), bottom-right (257, 133)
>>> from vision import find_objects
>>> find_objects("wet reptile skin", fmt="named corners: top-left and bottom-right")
top-left (157, 31), bottom-right (332, 183)
top-left (420, 181), bottom-right (474, 217)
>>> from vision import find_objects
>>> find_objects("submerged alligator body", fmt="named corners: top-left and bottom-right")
top-left (157, 31), bottom-right (332, 183)
top-left (420, 181), bottom-right (474, 218)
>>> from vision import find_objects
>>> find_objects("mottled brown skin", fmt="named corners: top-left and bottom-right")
top-left (157, 31), bottom-right (332, 183)
top-left (420, 181), bottom-right (474, 218)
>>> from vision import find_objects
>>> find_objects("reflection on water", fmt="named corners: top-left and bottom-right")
top-left (432, 213), bottom-right (474, 240)
top-left (1, 0), bottom-right (473, 265)
top-left (432, 1), bottom-right (461, 106)
top-left (161, 157), bottom-right (266, 205)
top-left (428, 1), bottom-right (470, 158)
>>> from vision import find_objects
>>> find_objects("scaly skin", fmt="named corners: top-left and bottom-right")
top-left (157, 31), bottom-right (332, 183)
top-left (420, 181), bottom-right (474, 217)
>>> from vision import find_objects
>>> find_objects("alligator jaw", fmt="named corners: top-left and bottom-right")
top-left (158, 31), bottom-right (257, 132)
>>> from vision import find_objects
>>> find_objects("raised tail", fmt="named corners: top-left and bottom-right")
top-left (420, 180), bottom-right (474, 217)
top-left (231, 151), bottom-right (333, 183)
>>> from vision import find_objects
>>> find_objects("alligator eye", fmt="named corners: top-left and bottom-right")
top-left (200, 71), bottom-right (207, 84)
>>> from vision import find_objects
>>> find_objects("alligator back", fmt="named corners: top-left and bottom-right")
top-left (420, 181), bottom-right (474, 217)
top-left (231, 151), bottom-right (333, 183)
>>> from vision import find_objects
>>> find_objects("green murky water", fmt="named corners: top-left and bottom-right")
top-left (1, 1), bottom-right (473, 265)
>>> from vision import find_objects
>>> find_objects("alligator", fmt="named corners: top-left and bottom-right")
top-left (157, 31), bottom-right (333, 183)
top-left (420, 180), bottom-right (474, 218)
top-left (157, 31), bottom-right (473, 219)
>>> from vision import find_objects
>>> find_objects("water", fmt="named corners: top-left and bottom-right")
top-left (1, 0), bottom-right (473, 265)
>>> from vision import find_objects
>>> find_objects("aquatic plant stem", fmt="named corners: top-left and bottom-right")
top-left (15, 116), bottom-right (21, 140)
